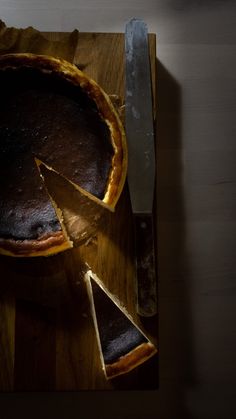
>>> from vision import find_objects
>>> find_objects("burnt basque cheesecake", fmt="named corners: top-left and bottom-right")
top-left (85, 270), bottom-right (157, 379)
top-left (0, 53), bottom-right (127, 257)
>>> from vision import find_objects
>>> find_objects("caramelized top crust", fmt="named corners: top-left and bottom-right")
top-left (0, 53), bottom-right (127, 255)
top-left (0, 53), bottom-right (127, 208)
top-left (90, 276), bottom-right (148, 364)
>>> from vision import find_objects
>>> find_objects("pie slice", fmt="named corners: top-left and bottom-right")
top-left (85, 270), bottom-right (157, 379)
top-left (0, 53), bottom-right (127, 256)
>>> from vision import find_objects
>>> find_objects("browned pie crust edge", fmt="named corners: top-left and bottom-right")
top-left (105, 341), bottom-right (157, 379)
top-left (0, 53), bottom-right (127, 257)
top-left (0, 53), bottom-right (127, 209)
top-left (85, 269), bottom-right (158, 380)
top-left (0, 231), bottom-right (72, 257)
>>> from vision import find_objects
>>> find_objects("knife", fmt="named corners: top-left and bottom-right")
top-left (125, 18), bottom-right (157, 317)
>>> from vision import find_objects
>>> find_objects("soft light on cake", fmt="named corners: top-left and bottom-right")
top-left (0, 53), bottom-right (127, 257)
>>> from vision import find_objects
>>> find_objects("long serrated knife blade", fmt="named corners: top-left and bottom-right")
top-left (125, 18), bottom-right (157, 317)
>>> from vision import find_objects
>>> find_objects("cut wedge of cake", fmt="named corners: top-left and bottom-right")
top-left (0, 53), bottom-right (127, 256)
top-left (85, 270), bottom-right (157, 379)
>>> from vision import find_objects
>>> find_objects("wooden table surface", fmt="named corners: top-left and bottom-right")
top-left (0, 31), bottom-right (158, 391)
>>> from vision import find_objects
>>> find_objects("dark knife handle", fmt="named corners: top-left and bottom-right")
top-left (134, 214), bottom-right (157, 317)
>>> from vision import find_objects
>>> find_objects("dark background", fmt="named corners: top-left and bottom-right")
top-left (1, 1), bottom-right (236, 418)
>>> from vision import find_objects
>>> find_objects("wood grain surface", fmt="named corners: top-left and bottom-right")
top-left (1, 2), bottom-right (236, 417)
top-left (0, 31), bottom-right (158, 391)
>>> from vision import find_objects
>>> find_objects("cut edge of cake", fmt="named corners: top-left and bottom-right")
top-left (0, 53), bottom-right (128, 212)
top-left (35, 158), bottom-right (117, 213)
top-left (0, 53), bottom-right (128, 257)
top-left (35, 158), bottom-right (74, 254)
top-left (0, 158), bottom-right (73, 257)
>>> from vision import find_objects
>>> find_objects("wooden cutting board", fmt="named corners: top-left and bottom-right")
top-left (0, 31), bottom-right (158, 390)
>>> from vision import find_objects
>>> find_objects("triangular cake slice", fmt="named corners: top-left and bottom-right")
top-left (85, 270), bottom-right (157, 379)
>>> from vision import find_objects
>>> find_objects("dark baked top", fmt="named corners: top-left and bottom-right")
top-left (87, 272), bottom-right (157, 379)
top-left (0, 65), bottom-right (113, 242)
top-left (0, 53), bottom-right (127, 256)
top-left (90, 277), bottom-right (147, 364)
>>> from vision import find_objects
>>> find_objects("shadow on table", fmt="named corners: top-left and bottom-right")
top-left (152, 59), bottom-right (196, 417)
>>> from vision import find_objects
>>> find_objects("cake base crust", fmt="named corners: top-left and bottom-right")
top-left (85, 270), bottom-right (157, 380)
top-left (0, 53), bottom-right (127, 257)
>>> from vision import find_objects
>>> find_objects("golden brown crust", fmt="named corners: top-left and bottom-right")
top-left (85, 270), bottom-right (158, 380)
top-left (105, 341), bottom-right (157, 379)
top-left (0, 231), bottom-right (72, 257)
top-left (0, 53), bottom-right (127, 257)
top-left (0, 53), bottom-right (127, 209)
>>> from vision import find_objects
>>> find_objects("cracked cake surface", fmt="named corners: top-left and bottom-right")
top-left (0, 53), bottom-right (127, 256)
